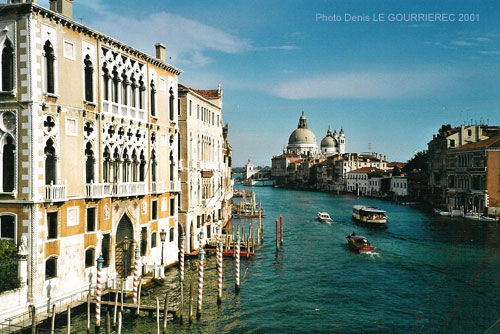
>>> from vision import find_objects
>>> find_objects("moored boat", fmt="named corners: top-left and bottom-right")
top-left (346, 232), bottom-right (375, 253)
top-left (352, 205), bottom-right (387, 224)
top-left (479, 215), bottom-right (498, 222)
top-left (434, 208), bottom-right (451, 216)
top-left (317, 211), bottom-right (332, 223)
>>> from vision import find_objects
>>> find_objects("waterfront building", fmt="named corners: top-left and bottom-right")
top-left (0, 0), bottom-right (182, 323)
top-left (244, 158), bottom-right (259, 180)
top-left (346, 167), bottom-right (382, 195)
top-left (427, 124), bottom-right (498, 206)
top-left (445, 134), bottom-right (500, 214)
top-left (320, 126), bottom-right (345, 157)
top-left (271, 153), bottom-right (301, 185)
top-left (178, 84), bottom-right (231, 253)
top-left (390, 176), bottom-right (408, 197)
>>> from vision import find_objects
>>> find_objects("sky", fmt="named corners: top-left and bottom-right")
top-left (32, 0), bottom-right (500, 166)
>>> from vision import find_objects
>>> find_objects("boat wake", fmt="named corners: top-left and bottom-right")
top-left (361, 251), bottom-right (380, 258)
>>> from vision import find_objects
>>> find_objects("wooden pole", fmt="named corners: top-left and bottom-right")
top-left (67, 305), bottom-right (71, 334)
top-left (163, 293), bottom-right (168, 333)
top-left (87, 293), bottom-right (91, 334)
top-left (50, 304), bottom-right (56, 334)
top-left (246, 238), bottom-right (250, 258)
top-left (96, 254), bottom-right (104, 333)
top-left (132, 247), bottom-right (140, 304)
top-left (197, 248), bottom-right (205, 318)
top-left (188, 282), bottom-right (194, 324)
top-left (280, 215), bottom-right (283, 246)
top-left (180, 234), bottom-right (185, 283)
top-left (275, 219), bottom-right (279, 251)
top-left (156, 297), bottom-right (160, 334)
top-left (136, 280), bottom-right (142, 315)
top-left (120, 281), bottom-right (124, 313)
top-left (217, 240), bottom-right (223, 305)
top-left (235, 233), bottom-right (241, 293)
top-left (178, 281), bottom-right (184, 324)
top-left (117, 311), bottom-right (122, 334)
top-left (105, 311), bottom-right (111, 334)
top-left (31, 305), bottom-right (36, 334)
top-left (113, 291), bottom-right (118, 328)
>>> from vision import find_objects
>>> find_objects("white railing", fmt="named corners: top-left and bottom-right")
top-left (102, 101), bottom-right (146, 121)
top-left (168, 180), bottom-right (181, 192)
top-left (151, 181), bottom-right (164, 193)
top-left (43, 183), bottom-right (67, 202)
top-left (85, 182), bottom-right (113, 199)
top-left (116, 182), bottom-right (147, 197)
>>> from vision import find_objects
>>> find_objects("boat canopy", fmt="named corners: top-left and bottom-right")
top-left (353, 205), bottom-right (386, 214)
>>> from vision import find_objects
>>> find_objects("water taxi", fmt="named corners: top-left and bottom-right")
top-left (352, 205), bottom-right (387, 224)
top-left (346, 232), bottom-right (375, 253)
top-left (317, 212), bottom-right (332, 223)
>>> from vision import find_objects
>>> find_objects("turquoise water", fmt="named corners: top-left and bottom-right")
top-left (51, 187), bottom-right (500, 333)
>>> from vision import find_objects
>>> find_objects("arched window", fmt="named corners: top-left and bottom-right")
top-left (130, 75), bottom-right (137, 108)
top-left (150, 80), bottom-right (156, 117)
top-left (2, 134), bottom-right (15, 192)
top-left (85, 248), bottom-right (95, 268)
top-left (103, 147), bottom-right (110, 183)
top-left (169, 227), bottom-right (174, 242)
top-left (43, 41), bottom-right (55, 94)
top-left (139, 150), bottom-right (146, 182)
top-left (122, 148), bottom-right (130, 182)
top-left (112, 148), bottom-right (120, 182)
top-left (112, 67), bottom-right (119, 103)
top-left (151, 150), bottom-right (157, 182)
top-left (85, 142), bottom-right (94, 184)
top-left (139, 77), bottom-right (145, 109)
top-left (121, 72), bottom-right (128, 106)
top-left (2, 39), bottom-right (14, 91)
top-left (45, 257), bottom-right (57, 279)
top-left (131, 150), bottom-right (138, 182)
top-left (0, 214), bottom-right (15, 241)
top-left (169, 152), bottom-right (174, 182)
top-left (84, 55), bottom-right (93, 102)
top-left (44, 138), bottom-right (56, 185)
top-left (151, 232), bottom-right (157, 248)
top-left (169, 87), bottom-right (174, 121)
top-left (102, 64), bottom-right (110, 101)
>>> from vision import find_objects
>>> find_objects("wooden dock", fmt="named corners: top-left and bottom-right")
top-left (92, 300), bottom-right (177, 316)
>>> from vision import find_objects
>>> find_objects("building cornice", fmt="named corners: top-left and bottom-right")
top-left (0, 2), bottom-right (183, 76)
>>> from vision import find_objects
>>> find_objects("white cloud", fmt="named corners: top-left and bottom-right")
top-left (272, 70), bottom-right (461, 100)
top-left (451, 40), bottom-right (474, 46)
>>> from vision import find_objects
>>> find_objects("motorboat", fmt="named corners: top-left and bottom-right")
top-left (317, 212), bottom-right (332, 223)
top-left (346, 232), bottom-right (374, 253)
top-left (352, 205), bottom-right (387, 224)
top-left (464, 212), bottom-right (481, 221)
top-left (434, 208), bottom-right (451, 216)
top-left (479, 215), bottom-right (498, 222)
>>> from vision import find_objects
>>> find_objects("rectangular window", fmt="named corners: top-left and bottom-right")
top-left (197, 104), bottom-right (199, 119)
top-left (151, 232), bottom-right (157, 248)
top-left (152, 200), bottom-right (158, 220)
top-left (450, 139), bottom-right (455, 148)
top-left (65, 118), bottom-right (78, 136)
top-left (170, 197), bottom-right (175, 217)
top-left (0, 215), bottom-right (15, 240)
top-left (178, 98), bottom-right (181, 116)
top-left (47, 211), bottom-right (58, 239)
top-left (85, 248), bottom-right (94, 268)
top-left (87, 207), bottom-right (96, 232)
top-left (102, 234), bottom-right (110, 267)
top-left (189, 100), bottom-right (192, 116)
top-left (140, 227), bottom-right (147, 256)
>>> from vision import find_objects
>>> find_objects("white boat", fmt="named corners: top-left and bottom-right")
top-left (464, 212), bottom-right (481, 221)
top-left (352, 205), bottom-right (387, 225)
top-left (479, 215), bottom-right (498, 222)
top-left (317, 212), bottom-right (332, 223)
top-left (434, 208), bottom-right (451, 216)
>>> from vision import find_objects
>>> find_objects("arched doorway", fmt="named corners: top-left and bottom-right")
top-left (115, 214), bottom-right (134, 277)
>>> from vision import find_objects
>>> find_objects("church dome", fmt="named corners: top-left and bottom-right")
top-left (320, 126), bottom-right (336, 148)
top-left (288, 111), bottom-right (317, 145)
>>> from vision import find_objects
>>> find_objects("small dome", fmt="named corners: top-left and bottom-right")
top-left (288, 128), bottom-right (317, 145)
top-left (321, 135), bottom-right (336, 148)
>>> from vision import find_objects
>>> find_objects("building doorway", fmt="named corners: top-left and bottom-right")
top-left (115, 214), bottom-right (134, 277)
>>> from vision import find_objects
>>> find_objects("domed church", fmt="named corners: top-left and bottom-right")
top-left (286, 112), bottom-right (346, 157)
top-left (287, 112), bottom-right (318, 156)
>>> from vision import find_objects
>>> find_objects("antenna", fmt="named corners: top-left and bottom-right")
top-left (368, 142), bottom-right (372, 152)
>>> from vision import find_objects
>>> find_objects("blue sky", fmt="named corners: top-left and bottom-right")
top-left (34, 0), bottom-right (500, 166)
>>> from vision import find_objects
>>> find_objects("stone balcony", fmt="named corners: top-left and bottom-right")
top-left (167, 180), bottom-right (181, 192)
top-left (43, 182), bottom-right (67, 202)
top-left (85, 182), bottom-right (147, 199)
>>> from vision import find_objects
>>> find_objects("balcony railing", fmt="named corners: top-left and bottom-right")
top-left (85, 182), bottom-right (147, 198)
top-left (151, 181), bottom-right (165, 194)
top-left (44, 182), bottom-right (67, 202)
top-left (102, 101), bottom-right (146, 121)
top-left (168, 180), bottom-right (181, 192)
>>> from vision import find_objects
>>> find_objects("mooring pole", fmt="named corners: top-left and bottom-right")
top-left (275, 219), bottom-right (279, 251)
top-left (163, 293), bottom-right (168, 333)
top-left (188, 282), bottom-right (194, 324)
top-left (235, 233), bottom-right (241, 293)
top-left (31, 305), bottom-right (36, 334)
top-left (280, 215), bottom-right (283, 246)
top-left (197, 248), bottom-right (205, 318)
top-left (50, 304), bottom-right (55, 334)
top-left (217, 240), bottom-right (223, 305)
top-left (66, 305), bottom-right (71, 334)
top-left (180, 234), bottom-right (185, 283)
top-left (96, 255), bottom-right (104, 333)
top-left (87, 293), bottom-right (91, 334)
top-left (132, 247), bottom-right (140, 305)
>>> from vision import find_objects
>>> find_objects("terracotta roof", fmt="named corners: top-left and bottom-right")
top-left (348, 167), bottom-right (382, 174)
top-left (454, 134), bottom-right (500, 151)
top-left (273, 153), bottom-right (300, 159)
top-left (388, 162), bottom-right (405, 168)
top-left (178, 83), bottom-right (221, 99)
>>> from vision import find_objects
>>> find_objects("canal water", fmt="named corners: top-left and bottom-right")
top-left (53, 187), bottom-right (500, 333)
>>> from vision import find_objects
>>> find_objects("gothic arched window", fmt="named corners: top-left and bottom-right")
top-left (139, 77), bottom-right (145, 109)
top-left (2, 135), bottom-right (15, 192)
top-left (169, 152), bottom-right (174, 182)
top-left (139, 150), bottom-right (146, 182)
top-left (44, 139), bottom-right (56, 185)
top-left (2, 39), bottom-right (14, 91)
top-left (85, 142), bottom-right (94, 183)
top-left (121, 72), bottom-right (128, 106)
top-left (130, 75), bottom-right (137, 108)
top-left (150, 80), bottom-right (156, 117)
top-left (122, 148), bottom-right (130, 182)
top-left (131, 150), bottom-right (138, 182)
top-left (169, 87), bottom-right (174, 121)
top-left (112, 67), bottom-right (119, 103)
top-left (103, 147), bottom-right (111, 183)
top-left (43, 41), bottom-right (55, 94)
top-left (84, 55), bottom-right (93, 102)
top-left (102, 64), bottom-right (110, 101)
top-left (112, 148), bottom-right (120, 182)
top-left (151, 150), bottom-right (157, 182)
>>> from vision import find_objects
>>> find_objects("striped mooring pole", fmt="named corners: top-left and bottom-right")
top-left (132, 246), bottom-right (140, 304)
top-left (197, 248), bottom-right (205, 318)
top-left (280, 215), bottom-right (284, 246)
top-left (95, 255), bottom-right (104, 333)
top-left (275, 219), bottom-right (279, 251)
top-left (180, 234), bottom-right (185, 282)
top-left (235, 233), bottom-right (241, 293)
top-left (217, 240), bottom-right (223, 305)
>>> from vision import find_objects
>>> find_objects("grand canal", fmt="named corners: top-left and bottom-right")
top-left (57, 186), bottom-right (500, 333)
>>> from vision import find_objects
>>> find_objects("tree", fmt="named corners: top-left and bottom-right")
top-left (0, 239), bottom-right (20, 293)
top-left (368, 169), bottom-right (386, 178)
top-left (402, 150), bottom-right (429, 173)
top-left (392, 166), bottom-right (402, 176)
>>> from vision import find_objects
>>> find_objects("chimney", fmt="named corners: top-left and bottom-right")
top-left (155, 43), bottom-right (166, 62)
top-left (49, 0), bottom-right (73, 19)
